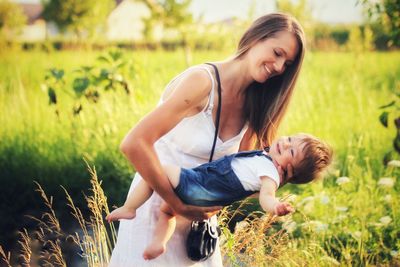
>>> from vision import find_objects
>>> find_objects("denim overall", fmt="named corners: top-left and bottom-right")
top-left (174, 150), bottom-right (272, 207)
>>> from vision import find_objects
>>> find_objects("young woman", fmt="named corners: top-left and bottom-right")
top-left (109, 12), bottom-right (306, 267)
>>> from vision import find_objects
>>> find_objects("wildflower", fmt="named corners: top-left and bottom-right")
top-left (388, 160), bottom-right (400, 167)
top-left (384, 194), bottom-right (392, 203)
top-left (336, 177), bottom-right (350, 185)
top-left (379, 216), bottom-right (392, 225)
top-left (336, 206), bottom-right (348, 212)
top-left (333, 214), bottom-right (347, 223)
top-left (353, 231), bottom-right (362, 239)
top-left (378, 177), bottom-right (395, 188)
top-left (320, 195), bottom-right (330, 204)
top-left (314, 221), bottom-right (328, 232)
top-left (282, 221), bottom-right (297, 233)
top-left (234, 221), bottom-right (249, 232)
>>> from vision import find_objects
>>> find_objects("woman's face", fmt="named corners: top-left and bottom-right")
top-left (247, 31), bottom-right (299, 83)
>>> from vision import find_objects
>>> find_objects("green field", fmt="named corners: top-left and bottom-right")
top-left (0, 49), bottom-right (399, 265)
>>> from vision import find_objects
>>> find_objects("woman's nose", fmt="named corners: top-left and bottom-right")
top-left (273, 60), bottom-right (285, 74)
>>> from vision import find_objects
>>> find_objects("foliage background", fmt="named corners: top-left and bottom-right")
top-left (0, 0), bottom-right (399, 265)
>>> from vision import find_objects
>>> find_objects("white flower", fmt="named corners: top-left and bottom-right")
top-left (378, 177), bottom-right (395, 188)
top-left (388, 160), bottom-right (400, 167)
top-left (353, 231), bottom-right (362, 239)
top-left (315, 222), bottom-right (329, 233)
top-left (282, 221), bottom-right (297, 233)
top-left (390, 250), bottom-right (398, 257)
top-left (336, 206), bottom-right (348, 212)
top-left (333, 214), bottom-right (347, 223)
top-left (235, 221), bottom-right (249, 232)
top-left (336, 176), bottom-right (350, 185)
top-left (379, 216), bottom-right (392, 225)
top-left (320, 195), bottom-right (330, 204)
top-left (303, 220), bottom-right (328, 232)
top-left (384, 194), bottom-right (392, 203)
top-left (303, 202), bottom-right (314, 214)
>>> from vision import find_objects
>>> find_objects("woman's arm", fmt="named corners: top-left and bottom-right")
top-left (121, 69), bottom-right (221, 220)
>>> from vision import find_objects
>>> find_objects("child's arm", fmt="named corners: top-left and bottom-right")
top-left (259, 176), bottom-right (294, 216)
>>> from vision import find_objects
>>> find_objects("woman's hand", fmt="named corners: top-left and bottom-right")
top-left (174, 202), bottom-right (222, 221)
top-left (277, 164), bottom-right (293, 185)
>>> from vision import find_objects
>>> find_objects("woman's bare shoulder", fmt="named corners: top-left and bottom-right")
top-left (162, 65), bottom-right (214, 112)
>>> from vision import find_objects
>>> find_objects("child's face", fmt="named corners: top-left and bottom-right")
top-left (269, 135), bottom-right (306, 175)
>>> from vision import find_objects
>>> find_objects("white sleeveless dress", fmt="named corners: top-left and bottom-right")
top-left (109, 66), bottom-right (248, 267)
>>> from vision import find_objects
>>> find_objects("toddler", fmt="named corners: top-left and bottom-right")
top-left (107, 133), bottom-right (332, 260)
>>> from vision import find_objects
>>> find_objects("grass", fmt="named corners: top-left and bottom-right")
top-left (0, 48), bottom-right (399, 265)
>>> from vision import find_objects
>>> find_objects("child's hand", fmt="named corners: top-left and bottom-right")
top-left (274, 202), bottom-right (294, 216)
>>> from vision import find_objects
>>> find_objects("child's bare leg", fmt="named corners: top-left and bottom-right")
top-left (106, 179), bottom-right (153, 222)
top-left (143, 202), bottom-right (176, 260)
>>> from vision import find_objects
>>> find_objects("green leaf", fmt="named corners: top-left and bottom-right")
top-left (99, 69), bottom-right (110, 80)
top-left (394, 133), bottom-right (400, 154)
top-left (73, 103), bottom-right (82, 116)
top-left (47, 87), bottom-right (57, 105)
top-left (73, 77), bottom-right (90, 96)
top-left (50, 68), bottom-right (64, 80)
top-left (379, 111), bottom-right (389, 127)
top-left (109, 50), bottom-right (122, 61)
top-left (97, 56), bottom-right (111, 63)
top-left (395, 117), bottom-right (400, 129)
top-left (383, 151), bottom-right (394, 165)
top-left (378, 100), bottom-right (395, 109)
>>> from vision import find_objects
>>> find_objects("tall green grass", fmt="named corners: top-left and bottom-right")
top-left (0, 49), bottom-right (399, 265)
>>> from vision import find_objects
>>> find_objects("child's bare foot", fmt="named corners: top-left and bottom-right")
top-left (106, 206), bottom-right (136, 222)
top-left (143, 243), bottom-right (166, 260)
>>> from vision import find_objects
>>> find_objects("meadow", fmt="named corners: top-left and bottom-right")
top-left (0, 48), bottom-right (399, 266)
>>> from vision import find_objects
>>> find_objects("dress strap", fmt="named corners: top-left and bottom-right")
top-left (198, 66), bottom-right (215, 114)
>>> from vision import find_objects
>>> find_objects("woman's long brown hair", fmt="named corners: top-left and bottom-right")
top-left (235, 13), bottom-right (306, 147)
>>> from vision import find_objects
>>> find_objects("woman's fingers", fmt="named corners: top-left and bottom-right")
top-left (178, 204), bottom-right (222, 221)
top-left (277, 165), bottom-right (285, 184)
top-left (286, 164), bottom-right (294, 180)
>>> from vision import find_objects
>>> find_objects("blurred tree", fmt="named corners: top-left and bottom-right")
top-left (347, 26), bottom-right (364, 52)
top-left (359, 0), bottom-right (400, 48)
top-left (276, 0), bottom-right (313, 23)
top-left (0, 0), bottom-right (27, 41)
top-left (41, 0), bottom-right (115, 40)
top-left (363, 25), bottom-right (374, 51)
top-left (141, 0), bottom-right (193, 66)
top-left (276, 0), bottom-right (315, 47)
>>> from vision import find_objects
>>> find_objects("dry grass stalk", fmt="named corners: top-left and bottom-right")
top-left (0, 245), bottom-right (12, 267)
top-left (62, 161), bottom-right (116, 266)
top-left (30, 182), bottom-right (67, 266)
top-left (219, 204), bottom-right (291, 266)
top-left (17, 228), bottom-right (32, 266)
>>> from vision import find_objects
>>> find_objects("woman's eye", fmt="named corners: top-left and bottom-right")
top-left (274, 50), bottom-right (280, 57)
